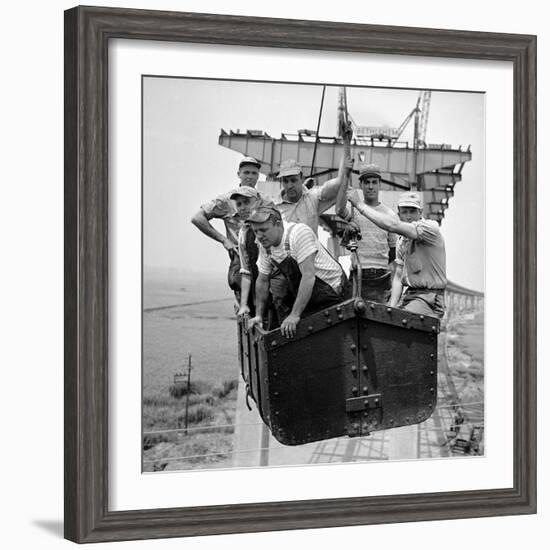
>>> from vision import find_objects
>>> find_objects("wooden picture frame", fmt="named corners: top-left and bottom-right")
top-left (64, 5), bottom-right (536, 543)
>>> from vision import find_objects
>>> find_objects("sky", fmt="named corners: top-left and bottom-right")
top-left (143, 77), bottom-right (485, 292)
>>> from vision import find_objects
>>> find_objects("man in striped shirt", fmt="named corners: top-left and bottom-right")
top-left (336, 162), bottom-right (398, 303)
top-left (246, 206), bottom-right (350, 338)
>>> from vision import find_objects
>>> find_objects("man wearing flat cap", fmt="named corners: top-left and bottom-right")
top-left (347, 188), bottom-right (446, 318)
top-left (336, 162), bottom-right (398, 304)
top-left (246, 206), bottom-right (350, 338)
top-left (275, 154), bottom-right (352, 234)
top-left (191, 156), bottom-right (262, 299)
top-left (228, 186), bottom-right (275, 318)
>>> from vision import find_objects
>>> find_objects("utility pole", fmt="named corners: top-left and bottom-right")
top-left (184, 353), bottom-right (192, 435)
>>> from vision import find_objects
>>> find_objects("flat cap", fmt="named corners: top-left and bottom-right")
top-left (397, 191), bottom-right (422, 209)
top-left (277, 159), bottom-right (302, 178)
top-left (229, 186), bottom-right (260, 200)
top-left (246, 206), bottom-right (282, 223)
top-left (358, 163), bottom-right (381, 179)
top-left (238, 156), bottom-right (261, 169)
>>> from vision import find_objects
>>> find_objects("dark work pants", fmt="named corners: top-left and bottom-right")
top-left (360, 269), bottom-right (392, 304)
top-left (269, 255), bottom-right (350, 327)
top-left (400, 289), bottom-right (446, 319)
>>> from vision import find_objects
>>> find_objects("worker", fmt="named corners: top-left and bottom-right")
top-left (275, 154), bottom-right (352, 234)
top-left (246, 206), bottom-right (350, 338)
top-left (228, 186), bottom-right (275, 318)
top-left (336, 162), bottom-right (398, 303)
top-left (190, 156), bottom-right (262, 301)
top-left (346, 189), bottom-right (446, 317)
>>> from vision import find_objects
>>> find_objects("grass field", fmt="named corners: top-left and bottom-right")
top-left (143, 379), bottom-right (238, 472)
top-left (142, 270), bottom-right (241, 471)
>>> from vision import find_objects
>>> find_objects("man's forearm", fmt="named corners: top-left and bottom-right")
top-left (321, 154), bottom-right (347, 202)
top-left (355, 203), bottom-right (396, 232)
top-left (240, 275), bottom-right (252, 309)
top-left (191, 211), bottom-right (226, 244)
top-left (353, 202), bottom-right (418, 240)
top-left (255, 275), bottom-right (269, 318)
top-left (290, 274), bottom-right (315, 317)
top-left (389, 274), bottom-right (403, 307)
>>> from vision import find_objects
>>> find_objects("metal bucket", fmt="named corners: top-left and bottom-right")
top-left (238, 298), bottom-right (439, 445)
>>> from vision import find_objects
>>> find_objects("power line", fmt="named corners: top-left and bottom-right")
top-left (144, 421), bottom-right (263, 436)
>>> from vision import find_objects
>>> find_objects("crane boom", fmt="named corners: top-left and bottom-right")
top-left (394, 105), bottom-right (418, 141)
top-left (352, 90), bottom-right (431, 146)
top-left (418, 90), bottom-right (431, 147)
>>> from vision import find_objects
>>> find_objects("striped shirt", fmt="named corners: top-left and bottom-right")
top-left (258, 222), bottom-right (343, 290)
top-left (347, 202), bottom-right (398, 269)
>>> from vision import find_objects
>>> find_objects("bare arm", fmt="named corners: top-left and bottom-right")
top-left (191, 209), bottom-right (237, 252)
top-left (335, 191), bottom-right (350, 218)
top-left (248, 272), bottom-right (270, 330)
top-left (291, 253), bottom-right (316, 317)
top-left (335, 154), bottom-right (354, 218)
top-left (237, 230), bottom-right (252, 315)
top-left (389, 262), bottom-right (404, 307)
top-left (320, 154), bottom-right (352, 203)
top-left (280, 253), bottom-right (316, 338)
top-left (254, 272), bottom-right (270, 318)
top-left (237, 274), bottom-right (252, 316)
top-left (347, 191), bottom-right (418, 239)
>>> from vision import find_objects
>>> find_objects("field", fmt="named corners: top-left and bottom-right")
top-left (142, 269), bottom-right (240, 471)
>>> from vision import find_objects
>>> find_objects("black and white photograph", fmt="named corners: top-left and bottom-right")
top-left (142, 77), bottom-right (485, 472)
top-left (2, 0), bottom-right (542, 548)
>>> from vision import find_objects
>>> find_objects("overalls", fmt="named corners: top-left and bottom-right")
top-left (268, 225), bottom-right (350, 326)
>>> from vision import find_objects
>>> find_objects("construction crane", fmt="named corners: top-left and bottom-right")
top-left (411, 90), bottom-right (432, 189)
top-left (417, 90), bottom-right (431, 148)
top-left (353, 90), bottom-right (431, 147)
top-left (219, 87), bottom-right (470, 223)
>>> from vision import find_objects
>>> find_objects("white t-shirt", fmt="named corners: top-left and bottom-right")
top-left (258, 222), bottom-right (343, 290)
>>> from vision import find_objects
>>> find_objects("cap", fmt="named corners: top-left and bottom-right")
top-left (358, 163), bottom-right (381, 179)
top-left (238, 156), bottom-right (261, 169)
top-left (229, 187), bottom-right (260, 200)
top-left (398, 191), bottom-right (422, 209)
top-left (246, 206), bottom-right (282, 223)
top-left (277, 159), bottom-right (302, 178)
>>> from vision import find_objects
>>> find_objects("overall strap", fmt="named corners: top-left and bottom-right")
top-left (283, 223), bottom-right (297, 255)
top-left (268, 223), bottom-right (297, 269)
